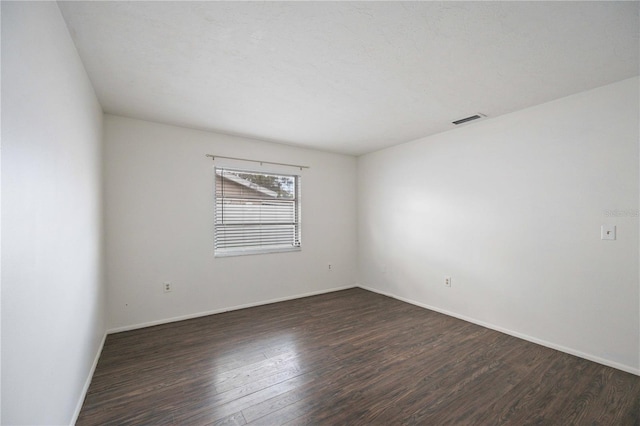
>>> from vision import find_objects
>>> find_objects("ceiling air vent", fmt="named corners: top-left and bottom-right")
top-left (452, 113), bottom-right (486, 125)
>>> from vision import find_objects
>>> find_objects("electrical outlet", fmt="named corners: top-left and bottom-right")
top-left (328, 263), bottom-right (332, 271)
top-left (444, 276), bottom-right (451, 287)
top-left (163, 282), bottom-right (172, 293)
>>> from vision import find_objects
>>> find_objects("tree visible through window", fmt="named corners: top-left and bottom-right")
top-left (215, 168), bottom-right (301, 256)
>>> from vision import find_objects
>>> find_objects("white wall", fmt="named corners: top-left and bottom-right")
top-left (104, 115), bottom-right (358, 330)
top-left (1, 2), bottom-right (106, 425)
top-left (358, 77), bottom-right (640, 374)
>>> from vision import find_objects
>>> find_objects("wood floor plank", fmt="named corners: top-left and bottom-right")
top-left (77, 288), bottom-right (640, 425)
top-left (173, 367), bottom-right (323, 425)
top-left (208, 412), bottom-right (246, 426)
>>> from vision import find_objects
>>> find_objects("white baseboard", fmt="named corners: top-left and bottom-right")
top-left (71, 331), bottom-right (107, 425)
top-left (107, 284), bottom-right (358, 334)
top-left (358, 284), bottom-right (640, 376)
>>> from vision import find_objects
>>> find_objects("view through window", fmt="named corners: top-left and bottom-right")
top-left (215, 168), bottom-right (301, 256)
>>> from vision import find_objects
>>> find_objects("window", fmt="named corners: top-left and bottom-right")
top-left (215, 167), bottom-right (301, 256)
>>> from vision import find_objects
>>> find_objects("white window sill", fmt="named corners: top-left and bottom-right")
top-left (214, 246), bottom-right (301, 258)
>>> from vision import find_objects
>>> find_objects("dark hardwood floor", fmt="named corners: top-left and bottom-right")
top-left (77, 288), bottom-right (640, 425)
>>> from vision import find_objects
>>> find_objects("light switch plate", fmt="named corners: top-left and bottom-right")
top-left (601, 225), bottom-right (616, 240)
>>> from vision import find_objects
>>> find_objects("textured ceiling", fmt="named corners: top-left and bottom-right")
top-left (58, 1), bottom-right (639, 155)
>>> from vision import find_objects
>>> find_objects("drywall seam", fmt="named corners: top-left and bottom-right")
top-left (358, 284), bottom-right (640, 376)
top-left (107, 285), bottom-right (357, 334)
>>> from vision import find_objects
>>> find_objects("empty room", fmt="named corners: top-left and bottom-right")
top-left (2, 1), bottom-right (639, 425)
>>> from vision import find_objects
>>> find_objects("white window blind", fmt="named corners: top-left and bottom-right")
top-left (215, 167), bottom-right (301, 256)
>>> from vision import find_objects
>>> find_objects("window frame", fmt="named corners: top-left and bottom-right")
top-left (214, 166), bottom-right (302, 257)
